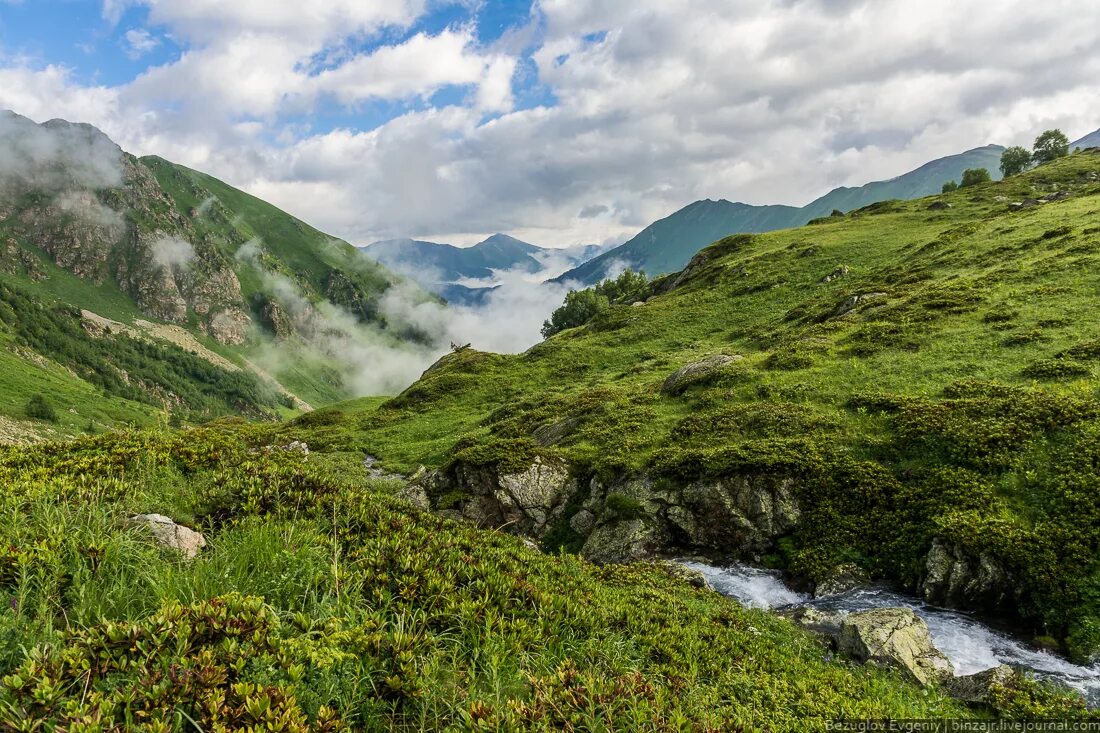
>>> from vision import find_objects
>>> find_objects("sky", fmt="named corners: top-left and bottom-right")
top-left (1, 0), bottom-right (1099, 250)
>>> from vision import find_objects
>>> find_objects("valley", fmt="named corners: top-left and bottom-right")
top-left (1, 111), bottom-right (1099, 728)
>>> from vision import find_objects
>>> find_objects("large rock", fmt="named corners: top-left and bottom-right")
top-left (657, 560), bottom-right (712, 590)
top-left (781, 606), bottom-right (847, 638)
top-left (942, 664), bottom-right (1019, 704)
top-left (661, 355), bottom-right (742, 396)
top-left (423, 457), bottom-right (577, 538)
top-left (837, 608), bottom-right (953, 686)
top-left (670, 475), bottom-right (800, 553)
top-left (815, 563), bottom-right (870, 598)
top-left (921, 538), bottom-right (1017, 612)
top-left (581, 519), bottom-right (666, 565)
top-left (129, 514), bottom-right (206, 559)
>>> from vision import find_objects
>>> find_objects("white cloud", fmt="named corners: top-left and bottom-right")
top-left (4, 0), bottom-right (1100, 253)
top-left (123, 28), bottom-right (160, 59)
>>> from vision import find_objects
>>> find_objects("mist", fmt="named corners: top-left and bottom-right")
top-left (0, 111), bottom-right (123, 195)
top-left (239, 238), bottom-right (578, 397)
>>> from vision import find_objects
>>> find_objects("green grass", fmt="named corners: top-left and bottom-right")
top-left (0, 424), bottom-right (1038, 730)
top-left (282, 150), bottom-right (1100, 660)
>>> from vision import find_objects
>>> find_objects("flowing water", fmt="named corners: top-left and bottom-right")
top-left (681, 561), bottom-right (1100, 706)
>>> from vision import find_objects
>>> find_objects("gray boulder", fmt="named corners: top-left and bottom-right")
top-left (943, 664), bottom-right (1019, 704)
top-left (582, 519), bottom-right (666, 565)
top-left (671, 475), bottom-right (801, 554)
top-left (781, 606), bottom-right (846, 638)
top-left (815, 563), bottom-right (870, 598)
top-left (921, 538), bottom-right (1017, 612)
top-left (657, 560), bottom-right (712, 590)
top-left (129, 514), bottom-right (206, 560)
top-left (837, 608), bottom-right (953, 686)
top-left (424, 457), bottom-right (577, 538)
top-left (661, 355), bottom-right (742, 396)
top-left (532, 417), bottom-right (581, 447)
top-left (395, 483), bottom-right (431, 511)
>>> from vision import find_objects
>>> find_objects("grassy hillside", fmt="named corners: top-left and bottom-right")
top-left (7, 422), bottom-right (1079, 730)
top-left (0, 112), bottom-right (435, 435)
top-left (287, 150), bottom-right (1100, 663)
top-left (558, 145), bottom-right (1006, 285)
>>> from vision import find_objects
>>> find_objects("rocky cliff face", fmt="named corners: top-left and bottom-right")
top-left (0, 112), bottom-right (251, 344)
top-left (414, 455), bottom-right (802, 566)
top-left (0, 111), bottom-right (413, 352)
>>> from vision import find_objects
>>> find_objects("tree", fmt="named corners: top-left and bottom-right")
top-left (959, 168), bottom-right (992, 188)
top-left (941, 180), bottom-right (959, 193)
top-left (541, 289), bottom-right (609, 338)
top-left (25, 394), bottom-right (58, 423)
top-left (1000, 146), bottom-right (1032, 177)
top-left (1032, 129), bottom-right (1070, 165)
top-left (541, 269), bottom-right (650, 338)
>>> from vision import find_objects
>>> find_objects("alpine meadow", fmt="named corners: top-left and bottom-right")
top-left (1, 1), bottom-right (1100, 731)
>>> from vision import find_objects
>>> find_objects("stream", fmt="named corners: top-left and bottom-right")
top-left (682, 561), bottom-right (1100, 707)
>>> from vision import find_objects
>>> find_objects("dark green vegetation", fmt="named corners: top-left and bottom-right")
top-left (541, 269), bottom-right (649, 337)
top-left (959, 168), bottom-right (992, 187)
top-left (1033, 130), bottom-right (1072, 165)
top-left (556, 144), bottom-right (1009, 285)
top-left (0, 425), bottom-right (999, 730)
top-left (999, 129), bottom-right (1074, 180)
top-left (295, 150), bottom-right (1100, 667)
top-left (0, 281), bottom-right (285, 421)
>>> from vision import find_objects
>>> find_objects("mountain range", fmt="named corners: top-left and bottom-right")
top-left (363, 234), bottom-right (606, 304)
top-left (554, 144), bottom-right (1007, 284)
top-left (556, 130), bottom-right (1098, 285)
top-left (0, 110), bottom-right (428, 436)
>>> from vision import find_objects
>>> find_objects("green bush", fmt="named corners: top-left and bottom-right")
top-left (542, 269), bottom-right (650, 337)
top-left (960, 168), bottom-right (992, 188)
top-left (24, 394), bottom-right (57, 423)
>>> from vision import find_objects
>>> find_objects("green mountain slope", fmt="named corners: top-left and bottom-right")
top-left (0, 111), bottom-right (429, 436)
top-left (558, 144), bottom-right (1006, 285)
top-left (293, 150), bottom-right (1100, 667)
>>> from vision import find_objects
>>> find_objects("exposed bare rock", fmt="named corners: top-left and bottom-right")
top-left (661, 354), bottom-right (743, 395)
top-left (671, 475), bottom-right (801, 554)
top-left (837, 608), bottom-right (954, 686)
top-left (943, 665), bottom-right (1019, 704)
top-left (921, 538), bottom-right (1018, 612)
top-left (581, 519), bottom-right (667, 565)
top-left (128, 514), bottom-right (206, 560)
top-left (815, 563), bottom-right (870, 598)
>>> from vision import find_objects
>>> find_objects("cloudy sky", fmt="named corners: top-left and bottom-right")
top-left (1, 0), bottom-right (1099, 249)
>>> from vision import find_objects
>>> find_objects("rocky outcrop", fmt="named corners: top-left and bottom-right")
top-left (657, 560), bottom-right (712, 590)
top-left (837, 608), bottom-right (953, 685)
top-left (532, 417), bottom-right (582, 447)
top-left (815, 563), bottom-right (870, 598)
top-left (128, 514), bottom-right (206, 559)
top-left (582, 519), bottom-right (668, 565)
top-left (670, 475), bottom-right (800, 554)
top-left (661, 354), bottom-right (742, 395)
top-left (419, 453), bottom-right (801, 565)
top-left (781, 606), bottom-right (846, 637)
top-left (942, 664), bottom-right (1018, 704)
top-left (920, 538), bottom-right (1018, 612)
top-left (419, 457), bottom-right (577, 538)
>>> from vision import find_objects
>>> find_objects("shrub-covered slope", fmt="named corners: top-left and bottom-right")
top-left (294, 150), bottom-right (1100, 663)
top-left (0, 424), bottom-right (1006, 729)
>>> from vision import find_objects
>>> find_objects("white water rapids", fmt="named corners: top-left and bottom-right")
top-left (681, 561), bottom-right (1100, 706)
